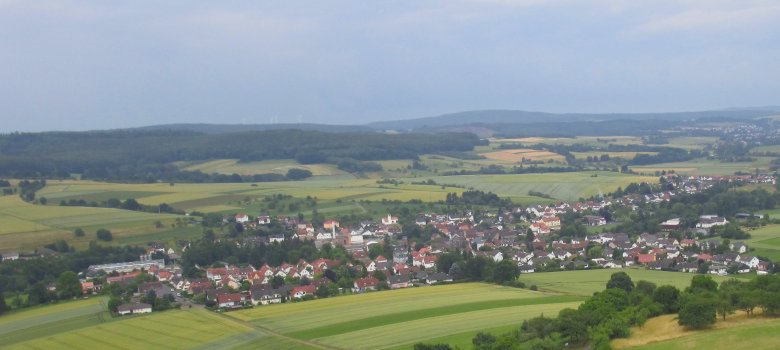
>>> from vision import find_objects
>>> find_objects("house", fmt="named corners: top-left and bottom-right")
top-left (291, 285), bottom-right (316, 299)
top-left (235, 214), bottom-right (250, 223)
top-left (257, 215), bottom-right (271, 225)
top-left (353, 277), bottom-right (380, 293)
top-left (388, 274), bottom-right (411, 289)
top-left (381, 214), bottom-right (399, 225)
top-left (518, 264), bottom-right (535, 273)
top-left (1, 252), bottom-right (19, 261)
top-left (757, 261), bottom-right (772, 275)
top-left (660, 218), bottom-right (681, 232)
top-left (530, 222), bottom-right (550, 235)
top-left (323, 220), bottom-right (340, 230)
top-left (730, 242), bottom-right (748, 254)
top-left (251, 288), bottom-right (285, 305)
top-left (637, 254), bottom-right (656, 264)
top-left (117, 303), bottom-right (153, 316)
top-left (426, 273), bottom-right (453, 285)
top-left (541, 217), bottom-right (561, 230)
top-left (696, 215), bottom-right (728, 229)
top-left (81, 281), bottom-right (95, 295)
top-left (738, 255), bottom-right (760, 269)
top-left (217, 293), bottom-right (243, 308)
top-left (584, 216), bottom-right (607, 226)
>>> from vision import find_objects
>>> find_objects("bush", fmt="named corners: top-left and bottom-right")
top-left (96, 228), bottom-right (113, 241)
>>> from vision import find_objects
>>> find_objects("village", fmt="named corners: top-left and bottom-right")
top-left (78, 173), bottom-right (777, 315)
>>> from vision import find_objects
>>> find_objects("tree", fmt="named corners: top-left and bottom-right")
top-left (0, 293), bottom-right (7, 315)
top-left (315, 285), bottom-right (330, 298)
top-left (96, 228), bottom-right (113, 241)
top-left (74, 228), bottom-right (85, 237)
top-left (687, 275), bottom-right (718, 294)
top-left (653, 285), bottom-right (681, 313)
top-left (635, 280), bottom-right (657, 297)
top-left (56, 271), bottom-right (81, 299)
top-left (678, 296), bottom-right (716, 329)
top-left (286, 168), bottom-right (313, 180)
top-left (436, 252), bottom-right (463, 275)
top-left (492, 260), bottom-right (519, 284)
top-left (472, 332), bottom-right (497, 350)
top-left (556, 308), bottom-right (588, 344)
top-left (607, 272), bottom-right (634, 292)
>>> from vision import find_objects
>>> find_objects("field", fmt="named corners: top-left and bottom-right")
top-left (481, 149), bottom-right (565, 162)
top-left (418, 172), bottom-right (657, 202)
top-left (742, 224), bottom-right (780, 262)
top-left (229, 283), bottom-right (583, 350)
top-left (0, 195), bottom-right (184, 253)
top-left (178, 159), bottom-right (350, 177)
top-left (518, 269), bottom-right (739, 296)
top-left (630, 157), bottom-right (774, 175)
top-left (614, 313), bottom-right (780, 350)
top-left (571, 151), bottom-right (656, 160)
top-left (663, 136), bottom-right (718, 151)
top-left (492, 136), bottom-right (644, 147)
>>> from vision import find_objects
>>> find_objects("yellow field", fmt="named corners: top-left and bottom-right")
top-left (482, 149), bottom-right (565, 162)
top-left (493, 136), bottom-right (644, 146)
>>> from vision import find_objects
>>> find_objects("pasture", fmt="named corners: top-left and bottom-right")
top-left (0, 297), bottom-right (110, 347)
top-left (492, 136), bottom-right (644, 147)
top-left (571, 151), bottom-right (656, 161)
top-left (229, 283), bottom-right (583, 350)
top-left (663, 136), bottom-right (718, 151)
top-left (518, 269), bottom-right (739, 296)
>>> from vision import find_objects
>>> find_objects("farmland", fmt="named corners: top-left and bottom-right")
top-left (417, 172), bottom-right (657, 202)
top-left (178, 159), bottom-right (350, 177)
top-left (481, 149), bottom-right (566, 162)
top-left (229, 283), bottom-right (583, 350)
top-left (742, 224), bottom-right (780, 262)
top-left (518, 269), bottom-right (739, 296)
top-left (0, 195), bottom-right (184, 252)
top-left (630, 157), bottom-right (775, 175)
top-left (492, 136), bottom-right (644, 147)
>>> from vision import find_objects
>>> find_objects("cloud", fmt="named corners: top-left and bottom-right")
top-left (630, 2), bottom-right (780, 35)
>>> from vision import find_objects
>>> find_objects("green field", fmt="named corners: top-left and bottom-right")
top-left (492, 136), bottom-right (644, 147)
top-left (630, 157), bottom-right (774, 175)
top-left (417, 172), bottom-right (657, 202)
top-left (178, 159), bottom-right (351, 177)
top-left (229, 283), bottom-right (583, 350)
top-left (0, 297), bottom-right (110, 347)
top-left (518, 269), bottom-right (739, 296)
top-left (663, 136), bottom-right (718, 151)
top-left (743, 224), bottom-right (780, 262)
top-left (0, 195), bottom-right (184, 253)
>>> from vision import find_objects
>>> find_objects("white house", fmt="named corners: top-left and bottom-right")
top-left (381, 214), bottom-right (399, 225)
top-left (235, 214), bottom-right (250, 223)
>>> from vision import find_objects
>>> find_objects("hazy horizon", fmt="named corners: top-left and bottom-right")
top-left (1, 1), bottom-right (779, 132)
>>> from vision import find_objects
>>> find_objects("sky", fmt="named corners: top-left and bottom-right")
top-left (0, 1), bottom-right (779, 132)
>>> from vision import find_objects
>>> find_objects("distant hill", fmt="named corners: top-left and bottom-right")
top-left (132, 123), bottom-right (374, 134)
top-left (368, 108), bottom-right (780, 131)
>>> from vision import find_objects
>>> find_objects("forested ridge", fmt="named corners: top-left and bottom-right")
top-left (0, 130), bottom-right (484, 181)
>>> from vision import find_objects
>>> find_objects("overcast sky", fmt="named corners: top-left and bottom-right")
top-left (1, 1), bottom-right (778, 131)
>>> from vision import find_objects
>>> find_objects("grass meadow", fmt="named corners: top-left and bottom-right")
top-left (629, 157), bottom-right (774, 176)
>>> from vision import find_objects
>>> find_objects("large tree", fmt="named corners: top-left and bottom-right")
top-left (56, 271), bottom-right (81, 299)
top-left (678, 296), bottom-right (716, 329)
top-left (606, 271), bottom-right (634, 292)
top-left (653, 285), bottom-right (681, 313)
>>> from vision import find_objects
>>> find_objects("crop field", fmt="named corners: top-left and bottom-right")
top-left (481, 149), bottom-right (565, 162)
top-left (228, 283), bottom-right (583, 350)
top-left (518, 269), bottom-right (739, 296)
top-left (751, 144), bottom-right (780, 154)
top-left (0, 297), bottom-right (110, 347)
top-left (615, 313), bottom-right (780, 350)
top-left (5, 308), bottom-right (261, 350)
top-left (178, 159), bottom-right (349, 177)
top-left (417, 172), bottom-right (657, 201)
top-left (630, 157), bottom-right (774, 175)
top-left (0, 195), bottom-right (184, 252)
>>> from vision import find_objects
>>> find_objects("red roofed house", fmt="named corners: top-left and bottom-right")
top-left (323, 220), bottom-right (340, 230)
top-left (235, 214), bottom-right (250, 223)
top-left (353, 277), bottom-right (380, 293)
top-left (638, 254), bottom-right (656, 264)
top-left (217, 293), bottom-right (243, 308)
top-left (291, 285), bottom-right (317, 299)
top-left (541, 217), bottom-right (561, 230)
top-left (82, 281), bottom-right (95, 295)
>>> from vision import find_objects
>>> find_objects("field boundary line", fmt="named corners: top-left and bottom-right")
top-left (216, 312), bottom-right (343, 350)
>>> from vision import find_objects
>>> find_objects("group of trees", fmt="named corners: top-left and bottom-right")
top-left (445, 190), bottom-right (512, 207)
top-left (58, 197), bottom-right (182, 215)
top-left (678, 274), bottom-right (780, 329)
top-left (0, 243), bottom-right (145, 310)
top-left (0, 130), bottom-right (483, 181)
top-left (436, 253), bottom-right (520, 285)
